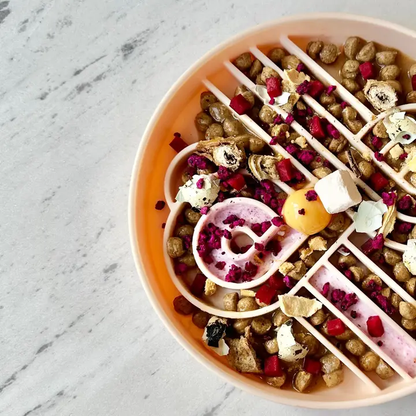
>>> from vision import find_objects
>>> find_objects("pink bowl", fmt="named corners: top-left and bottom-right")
top-left (129, 13), bottom-right (416, 408)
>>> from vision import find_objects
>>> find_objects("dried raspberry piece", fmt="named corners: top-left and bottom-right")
top-left (298, 149), bottom-right (315, 165)
top-left (298, 208), bottom-right (305, 215)
top-left (240, 244), bottom-right (251, 253)
top-left (399, 152), bottom-right (408, 160)
top-left (367, 315), bottom-right (384, 337)
top-left (321, 282), bottom-right (330, 297)
top-left (255, 284), bottom-right (277, 305)
top-left (285, 144), bottom-right (298, 155)
top-left (327, 318), bottom-right (346, 336)
top-left (223, 229), bottom-right (232, 239)
top-left (274, 115), bottom-right (283, 124)
top-left (341, 293), bottom-right (358, 311)
top-left (374, 294), bottom-right (395, 315)
top-left (162, 223), bottom-right (166, 229)
top-left (225, 264), bottom-right (242, 282)
top-left (296, 80), bottom-right (310, 95)
top-left (244, 261), bottom-right (258, 278)
top-left (303, 357), bottom-right (321, 375)
top-left (217, 166), bottom-right (232, 180)
top-left (331, 289), bottom-right (346, 304)
top-left (305, 190), bottom-right (318, 201)
top-left (371, 136), bottom-right (383, 150)
top-left (188, 154), bottom-right (209, 170)
top-left (264, 355), bottom-right (283, 376)
top-left (215, 261), bottom-right (226, 270)
top-left (362, 234), bottom-right (384, 255)
top-left (266, 77), bottom-right (282, 98)
top-left (374, 151), bottom-right (384, 161)
top-left (269, 98), bottom-right (275, 105)
top-left (296, 63), bottom-right (306, 73)
top-left (230, 94), bottom-right (252, 115)
top-left (174, 262), bottom-right (188, 275)
top-left (326, 85), bottom-right (336, 95)
top-left (381, 192), bottom-right (396, 206)
top-left (271, 216), bottom-right (284, 227)
top-left (340, 101), bottom-right (350, 109)
top-left (398, 195), bottom-right (413, 211)
top-left (327, 124), bottom-right (340, 139)
top-left (285, 114), bottom-right (295, 125)
top-left (200, 206), bottom-right (209, 215)
top-left (344, 270), bottom-right (353, 280)
top-left (265, 240), bottom-right (281, 256)
top-left (396, 222), bottom-right (412, 234)
top-left (254, 243), bottom-right (265, 251)
top-left (269, 136), bottom-right (279, 145)
top-left (350, 310), bottom-right (357, 319)
top-left (196, 178), bottom-right (204, 189)
top-left (155, 200), bottom-right (166, 210)
top-left (283, 275), bottom-right (295, 289)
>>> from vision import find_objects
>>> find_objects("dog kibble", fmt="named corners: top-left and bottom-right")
top-left (399, 302), bottom-right (416, 320)
top-left (320, 353), bottom-right (342, 374)
top-left (265, 374), bottom-right (286, 388)
top-left (322, 370), bottom-right (344, 387)
top-left (234, 52), bottom-right (252, 71)
top-left (173, 295), bottom-right (194, 315)
top-left (223, 292), bottom-right (239, 311)
top-left (251, 317), bottom-right (272, 335)
top-left (200, 91), bottom-right (217, 111)
top-left (345, 339), bottom-right (366, 356)
top-left (167, 237), bottom-right (185, 258)
top-left (393, 262), bottom-right (411, 282)
top-left (281, 55), bottom-right (301, 70)
top-left (320, 44), bottom-right (338, 64)
top-left (268, 47), bottom-right (286, 64)
top-left (341, 60), bottom-right (360, 79)
top-left (293, 370), bottom-right (313, 393)
top-left (379, 65), bottom-right (400, 81)
top-left (233, 318), bottom-right (252, 334)
top-left (192, 311), bottom-right (210, 328)
top-left (209, 102), bottom-right (232, 123)
top-left (307, 40), bottom-right (324, 60)
top-left (359, 351), bottom-right (379, 372)
top-left (376, 360), bottom-right (395, 379)
top-left (356, 41), bottom-right (376, 62)
top-left (237, 297), bottom-right (259, 312)
top-left (344, 37), bottom-right (362, 59)
top-left (376, 51), bottom-right (397, 66)
top-left (310, 309), bottom-right (327, 326)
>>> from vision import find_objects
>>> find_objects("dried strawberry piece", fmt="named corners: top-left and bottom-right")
top-left (367, 316), bottom-right (384, 337)
top-left (370, 172), bottom-right (389, 191)
top-left (344, 270), bottom-right (353, 280)
top-left (217, 166), bottom-right (232, 180)
top-left (268, 275), bottom-right (286, 291)
top-left (309, 116), bottom-right (326, 139)
top-left (396, 222), bottom-right (412, 234)
top-left (283, 275), bottom-right (295, 288)
top-left (169, 135), bottom-right (188, 153)
top-left (359, 62), bottom-right (376, 80)
top-left (227, 173), bottom-right (246, 191)
top-left (266, 77), bottom-right (282, 98)
top-left (264, 355), bottom-right (283, 376)
top-left (230, 94), bottom-right (252, 115)
top-left (326, 85), bottom-right (336, 95)
top-left (412, 74), bottom-right (416, 91)
top-left (285, 114), bottom-right (295, 125)
top-left (276, 158), bottom-right (295, 182)
top-left (398, 195), bottom-right (413, 211)
top-left (308, 80), bottom-right (325, 98)
top-left (286, 144), bottom-right (298, 155)
top-left (374, 151), bottom-right (384, 161)
top-left (200, 206), bottom-right (209, 215)
top-left (175, 262), bottom-right (188, 275)
top-left (296, 80), bottom-right (310, 95)
top-left (190, 273), bottom-right (207, 296)
top-left (255, 284), bottom-right (277, 305)
top-left (327, 123), bottom-right (340, 139)
top-left (371, 136), bottom-right (383, 150)
top-left (327, 318), bottom-right (346, 336)
top-left (303, 357), bottom-right (321, 375)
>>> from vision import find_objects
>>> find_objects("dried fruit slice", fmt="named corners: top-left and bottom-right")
top-left (230, 94), bottom-right (252, 115)
top-left (303, 357), bottom-right (322, 375)
top-left (255, 284), bottom-right (277, 305)
top-left (264, 355), bottom-right (283, 376)
top-left (266, 77), bottom-right (282, 98)
top-left (309, 116), bottom-right (326, 139)
top-left (276, 158), bottom-right (295, 182)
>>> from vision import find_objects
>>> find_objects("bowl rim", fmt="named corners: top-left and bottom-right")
top-left (129, 12), bottom-right (416, 409)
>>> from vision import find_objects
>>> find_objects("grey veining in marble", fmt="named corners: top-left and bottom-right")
top-left (1, 0), bottom-right (416, 415)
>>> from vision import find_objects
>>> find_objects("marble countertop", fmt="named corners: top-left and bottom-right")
top-left (2, 0), bottom-right (416, 415)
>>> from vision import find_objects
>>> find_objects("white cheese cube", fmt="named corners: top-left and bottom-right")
top-left (315, 170), bottom-right (362, 214)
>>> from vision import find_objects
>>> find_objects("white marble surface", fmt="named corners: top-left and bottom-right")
top-left (2, 0), bottom-right (416, 415)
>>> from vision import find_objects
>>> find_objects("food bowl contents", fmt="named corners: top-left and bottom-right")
top-left (162, 33), bottom-right (416, 393)
top-left (304, 37), bottom-right (416, 109)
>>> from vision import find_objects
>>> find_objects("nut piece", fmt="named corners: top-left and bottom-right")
top-left (293, 370), bottom-right (314, 393)
top-left (341, 78), bottom-right (360, 94)
top-left (281, 55), bottom-right (301, 70)
top-left (358, 161), bottom-right (375, 180)
top-left (192, 311), bottom-right (210, 328)
top-left (237, 297), bottom-right (258, 312)
top-left (402, 318), bottom-right (416, 331)
top-left (328, 103), bottom-right (342, 119)
top-left (273, 310), bottom-right (290, 327)
top-left (204, 279), bottom-right (217, 297)
top-left (265, 374), bottom-right (286, 388)
top-left (344, 37), bottom-right (362, 59)
top-left (233, 318), bottom-right (252, 334)
top-left (406, 278), bottom-right (416, 296)
top-left (382, 247), bottom-right (402, 266)
top-left (349, 266), bottom-right (366, 283)
top-left (308, 236), bottom-right (327, 251)
top-left (223, 292), bottom-right (239, 311)
top-left (373, 120), bottom-right (388, 139)
top-left (362, 274), bottom-right (382, 290)
top-left (345, 339), bottom-right (366, 356)
top-left (306, 40), bottom-right (323, 59)
top-left (268, 47), bottom-right (286, 64)
top-left (391, 293), bottom-right (402, 309)
top-left (359, 351), bottom-right (380, 372)
top-left (376, 360), bottom-right (395, 380)
top-left (251, 317), bottom-right (272, 335)
top-left (173, 296), bottom-right (194, 315)
top-left (407, 91), bottom-right (416, 104)
top-left (200, 91), bottom-right (217, 111)
top-left (338, 254), bottom-right (356, 269)
top-left (259, 105), bottom-right (276, 124)
top-left (234, 52), bottom-right (252, 71)
top-left (379, 65), bottom-right (400, 81)
top-left (264, 338), bottom-right (279, 354)
top-left (393, 262), bottom-right (411, 283)
top-left (356, 41), bottom-right (376, 62)
top-left (195, 111), bottom-right (214, 132)
top-left (260, 66), bottom-right (279, 84)
top-left (399, 302), bottom-right (416, 320)
top-left (287, 260), bottom-right (306, 280)
top-left (376, 51), bottom-right (397, 66)
top-left (341, 60), bottom-right (360, 79)
top-left (166, 237), bottom-right (185, 258)
top-left (322, 369), bottom-right (344, 387)
top-left (309, 309), bottom-right (327, 326)
top-left (320, 354), bottom-right (342, 374)
top-left (319, 44), bottom-right (338, 64)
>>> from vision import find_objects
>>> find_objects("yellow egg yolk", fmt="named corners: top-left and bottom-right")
top-left (282, 189), bottom-right (332, 235)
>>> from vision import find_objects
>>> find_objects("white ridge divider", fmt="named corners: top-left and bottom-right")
top-left (225, 52), bottom-right (416, 223)
top-left (344, 239), bottom-right (416, 305)
top-left (304, 281), bottom-right (412, 381)
top-left (277, 36), bottom-right (416, 197)
top-left (295, 315), bottom-right (381, 390)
